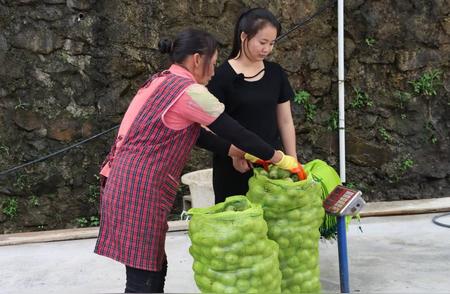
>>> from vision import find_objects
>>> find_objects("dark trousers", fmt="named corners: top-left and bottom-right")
top-left (125, 259), bottom-right (168, 293)
top-left (213, 156), bottom-right (252, 203)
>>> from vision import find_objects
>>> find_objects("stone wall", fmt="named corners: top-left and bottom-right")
top-left (0, 0), bottom-right (449, 233)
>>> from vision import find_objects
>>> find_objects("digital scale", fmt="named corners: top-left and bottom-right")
top-left (323, 185), bottom-right (365, 216)
top-left (323, 185), bottom-right (365, 293)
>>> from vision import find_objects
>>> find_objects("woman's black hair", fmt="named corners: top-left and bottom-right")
top-left (158, 28), bottom-right (218, 73)
top-left (229, 8), bottom-right (281, 59)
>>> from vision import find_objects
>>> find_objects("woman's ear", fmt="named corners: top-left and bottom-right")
top-left (193, 53), bottom-right (201, 68)
top-left (240, 32), bottom-right (247, 43)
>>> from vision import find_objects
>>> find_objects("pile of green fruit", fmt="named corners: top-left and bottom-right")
top-left (247, 166), bottom-right (324, 294)
top-left (188, 196), bottom-right (282, 293)
top-left (260, 165), bottom-right (300, 182)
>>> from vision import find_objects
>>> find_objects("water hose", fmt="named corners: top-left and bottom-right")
top-left (432, 212), bottom-right (450, 228)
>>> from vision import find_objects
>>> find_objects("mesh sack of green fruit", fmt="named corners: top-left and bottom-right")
top-left (188, 196), bottom-right (282, 293)
top-left (246, 166), bottom-right (324, 293)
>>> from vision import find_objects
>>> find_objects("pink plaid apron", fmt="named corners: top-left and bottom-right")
top-left (95, 72), bottom-right (200, 271)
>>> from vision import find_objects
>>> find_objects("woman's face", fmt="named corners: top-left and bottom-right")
top-left (242, 24), bottom-right (277, 61)
top-left (195, 50), bottom-right (218, 85)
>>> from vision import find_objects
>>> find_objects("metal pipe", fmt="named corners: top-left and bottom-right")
top-left (337, 216), bottom-right (350, 293)
top-left (338, 0), bottom-right (346, 183)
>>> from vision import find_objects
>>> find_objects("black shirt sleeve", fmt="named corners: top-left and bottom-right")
top-left (196, 128), bottom-right (231, 156)
top-left (206, 112), bottom-right (275, 160)
top-left (278, 65), bottom-right (295, 104)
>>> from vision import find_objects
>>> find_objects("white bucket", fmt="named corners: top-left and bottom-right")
top-left (180, 168), bottom-right (215, 208)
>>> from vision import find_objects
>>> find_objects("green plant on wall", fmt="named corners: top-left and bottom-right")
top-left (424, 122), bottom-right (438, 144)
top-left (13, 174), bottom-right (30, 192)
top-left (345, 182), bottom-right (356, 189)
top-left (87, 175), bottom-right (100, 217)
top-left (89, 215), bottom-right (100, 226)
top-left (385, 153), bottom-right (415, 183)
top-left (327, 111), bottom-right (339, 131)
top-left (28, 195), bottom-right (40, 207)
top-left (409, 69), bottom-right (442, 96)
top-left (294, 90), bottom-right (317, 122)
top-left (2, 197), bottom-right (18, 219)
top-left (14, 98), bottom-right (30, 110)
top-left (350, 87), bottom-right (373, 109)
top-left (378, 127), bottom-right (392, 142)
top-left (87, 184), bottom-right (100, 204)
top-left (400, 155), bottom-right (414, 173)
top-left (365, 37), bottom-right (376, 47)
top-left (76, 217), bottom-right (88, 227)
top-left (76, 215), bottom-right (99, 228)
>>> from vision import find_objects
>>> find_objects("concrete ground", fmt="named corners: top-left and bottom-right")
top-left (1, 212), bottom-right (450, 293)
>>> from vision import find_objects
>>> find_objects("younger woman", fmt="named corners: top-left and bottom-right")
top-left (206, 8), bottom-right (297, 203)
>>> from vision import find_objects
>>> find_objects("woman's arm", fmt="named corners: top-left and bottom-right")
top-left (196, 127), bottom-right (244, 157)
top-left (207, 113), bottom-right (276, 161)
top-left (196, 127), bottom-right (231, 155)
top-left (164, 84), bottom-right (282, 162)
top-left (277, 101), bottom-right (297, 159)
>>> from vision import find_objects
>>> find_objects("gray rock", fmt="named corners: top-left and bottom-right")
top-left (48, 115), bottom-right (82, 142)
top-left (346, 0), bottom-right (365, 10)
top-left (63, 39), bottom-right (85, 55)
top-left (345, 38), bottom-right (356, 60)
top-left (396, 49), bottom-right (442, 71)
top-left (66, 0), bottom-right (94, 11)
top-left (44, 0), bottom-right (66, 3)
top-left (17, 0), bottom-right (36, 3)
top-left (29, 6), bottom-right (64, 21)
top-left (364, 114), bottom-right (379, 128)
top-left (307, 71), bottom-right (331, 96)
top-left (0, 88), bottom-right (7, 97)
top-left (12, 28), bottom-right (62, 55)
top-left (347, 133), bottom-right (394, 168)
top-left (0, 33), bottom-right (8, 63)
top-left (359, 49), bottom-right (395, 64)
top-left (308, 47), bottom-right (334, 73)
top-left (14, 110), bottom-right (42, 131)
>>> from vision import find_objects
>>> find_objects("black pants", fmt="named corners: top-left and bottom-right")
top-left (125, 259), bottom-right (168, 293)
top-left (213, 155), bottom-right (253, 203)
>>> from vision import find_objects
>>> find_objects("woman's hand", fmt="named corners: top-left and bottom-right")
top-left (232, 156), bottom-right (251, 173)
top-left (228, 144), bottom-right (245, 158)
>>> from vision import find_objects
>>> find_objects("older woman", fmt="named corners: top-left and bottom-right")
top-left (94, 28), bottom-right (299, 293)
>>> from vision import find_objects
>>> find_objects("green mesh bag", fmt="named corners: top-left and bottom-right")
top-left (247, 168), bottom-right (324, 294)
top-left (303, 159), bottom-right (352, 240)
top-left (188, 196), bottom-right (282, 293)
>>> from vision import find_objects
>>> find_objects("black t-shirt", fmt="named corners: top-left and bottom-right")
top-left (207, 60), bottom-right (295, 150)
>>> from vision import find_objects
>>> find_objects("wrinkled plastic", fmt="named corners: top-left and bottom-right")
top-left (247, 168), bottom-right (324, 294)
top-left (188, 196), bottom-right (282, 293)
